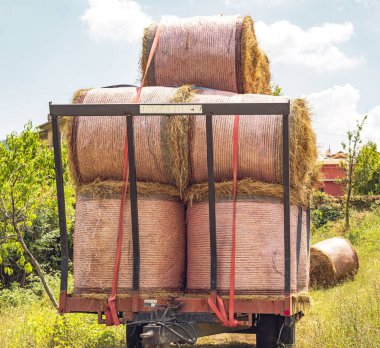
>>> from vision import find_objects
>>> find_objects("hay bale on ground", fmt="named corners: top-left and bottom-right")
top-left (73, 181), bottom-right (185, 294)
top-left (310, 237), bottom-right (359, 288)
top-left (142, 15), bottom-right (271, 94)
top-left (186, 198), bottom-right (309, 295)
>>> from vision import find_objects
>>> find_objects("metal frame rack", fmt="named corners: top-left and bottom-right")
top-left (50, 101), bottom-right (302, 347)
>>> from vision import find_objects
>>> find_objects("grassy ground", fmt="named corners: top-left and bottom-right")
top-left (0, 276), bottom-right (126, 348)
top-left (0, 209), bottom-right (379, 347)
top-left (297, 208), bottom-right (380, 348)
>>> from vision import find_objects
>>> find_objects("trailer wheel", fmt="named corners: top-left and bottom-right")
top-left (256, 314), bottom-right (295, 348)
top-left (126, 324), bottom-right (144, 348)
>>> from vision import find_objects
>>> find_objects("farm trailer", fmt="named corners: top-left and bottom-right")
top-left (49, 100), bottom-right (309, 347)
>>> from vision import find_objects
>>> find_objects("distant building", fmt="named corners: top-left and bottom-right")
top-left (320, 149), bottom-right (346, 196)
top-left (38, 117), bottom-right (67, 147)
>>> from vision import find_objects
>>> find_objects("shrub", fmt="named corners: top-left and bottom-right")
top-left (311, 192), bottom-right (343, 228)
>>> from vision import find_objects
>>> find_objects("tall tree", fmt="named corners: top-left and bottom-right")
top-left (354, 141), bottom-right (380, 195)
top-left (0, 123), bottom-right (74, 307)
top-left (341, 116), bottom-right (367, 230)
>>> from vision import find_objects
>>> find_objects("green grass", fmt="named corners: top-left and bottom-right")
top-left (297, 208), bottom-right (380, 348)
top-left (0, 276), bottom-right (126, 348)
top-left (1, 209), bottom-right (379, 347)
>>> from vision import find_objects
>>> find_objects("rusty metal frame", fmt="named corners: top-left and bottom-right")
top-left (50, 100), bottom-right (294, 324)
top-left (60, 292), bottom-right (293, 324)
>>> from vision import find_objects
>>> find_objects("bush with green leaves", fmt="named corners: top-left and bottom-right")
top-left (311, 191), bottom-right (343, 228)
top-left (354, 141), bottom-right (380, 195)
top-left (0, 122), bottom-right (75, 294)
top-left (0, 279), bottom-right (125, 348)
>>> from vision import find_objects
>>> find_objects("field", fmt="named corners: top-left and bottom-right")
top-left (297, 208), bottom-right (380, 348)
top-left (0, 208), bottom-right (379, 348)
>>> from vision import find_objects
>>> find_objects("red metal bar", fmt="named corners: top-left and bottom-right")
top-left (62, 293), bottom-right (294, 318)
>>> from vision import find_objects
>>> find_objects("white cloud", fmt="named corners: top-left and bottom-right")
top-left (355, 0), bottom-right (377, 7)
top-left (81, 0), bottom-right (153, 43)
top-left (224, 0), bottom-right (286, 6)
top-left (303, 84), bottom-right (380, 153)
top-left (256, 21), bottom-right (363, 72)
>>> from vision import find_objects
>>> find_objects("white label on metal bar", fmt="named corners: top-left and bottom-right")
top-left (144, 299), bottom-right (158, 307)
top-left (140, 104), bottom-right (202, 114)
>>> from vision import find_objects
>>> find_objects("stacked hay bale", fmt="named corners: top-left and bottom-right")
top-left (68, 87), bottom-right (188, 294)
top-left (142, 15), bottom-right (271, 94)
top-left (73, 182), bottom-right (184, 294)
top-left (141, 14), bottom-right (318, 298)
top-left (183, 89), bottom-right (317, 295)
top-left (69, 14), bottom-right (318, 301)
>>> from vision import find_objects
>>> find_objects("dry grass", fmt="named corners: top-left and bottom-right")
top-left (77, 180), bottom-right (180, 200)
top-left (241, 16), bottom-right (264, 94)
top-left (289, 98), bottom-right (319, 197)
top-left (165, 85), bottom-right (196, 196)
top-left (140, 24), bottom-right (157, 85)
top-left (196, 334), bottom-right (256, 347)
top-left (309, 247), bottom-right (337, 288)
top-left (252, 50), bottom-right (272, 95)
top-left (185, 178), bottom-right (305, 206)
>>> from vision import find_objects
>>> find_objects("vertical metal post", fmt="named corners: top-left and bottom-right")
top-left (296, 206), bottom-right (303, 289)
top-left (51, 112), bottom-right (69, 293)
top-left (206, 114), bottom-right (217, 292)
top-left (306, 208), bottom-right (311, 257)
top-left (282, 109), bottom-right (291, 295)
top-left (127, 115), bottom-right (140, 292)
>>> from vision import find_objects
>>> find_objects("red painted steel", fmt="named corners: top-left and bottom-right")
top-left (61, 292), bottom-right (294, 325)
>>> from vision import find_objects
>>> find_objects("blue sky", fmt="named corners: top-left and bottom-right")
top-left (0, 0), bottom-right (379, 153)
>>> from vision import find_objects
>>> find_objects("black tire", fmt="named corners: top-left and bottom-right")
top-left (256, 314), bottom-right (295, 348)
top-left (126, 324), bottom-right (144, 348)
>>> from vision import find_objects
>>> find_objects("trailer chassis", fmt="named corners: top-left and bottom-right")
top-left (50, 100), bottom-right (306, 347)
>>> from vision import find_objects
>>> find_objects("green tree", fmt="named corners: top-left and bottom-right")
top-left (272, 84), bottom-right (283, 96)
top-left (341, 116), bottom-right (367, 230)
top-left (0, 122), bottom-right (74, 307)
top-left (354, 141), bottom-right (380, 195)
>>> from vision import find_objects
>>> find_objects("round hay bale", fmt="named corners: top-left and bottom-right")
top-left (67, 87), bottom-right (190, 192)
top-left (73, 182), bottom-right (185, 294)
top-left (142, 15), bottom-right (270, 94)
top-left (310, 237), bottom-right (359, 288)
top-left (186, 198), bottom-right (309, 295)
top-left (189, 90), bottom-right (317, 191)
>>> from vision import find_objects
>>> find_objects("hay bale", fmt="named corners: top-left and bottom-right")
top-left (188, 90), bottom-right (317, 192)
top-left (142, 15), bottom-right (270, 94)
top-left (67, 87), bottom-right (190, 192)
top-left (73, 182), bottom-right (185, 294)
top-left (310, 237), bottom-right (359, 288)
top-left (68, 86), bottom-right (317, 198)
top-left (186, 198), bottom-right (309, 295)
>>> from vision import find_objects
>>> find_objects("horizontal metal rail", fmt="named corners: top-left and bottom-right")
top-left (62, 295), bottom-right (293, 319)
top-left (49, 102), bottom-right (290, 117)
